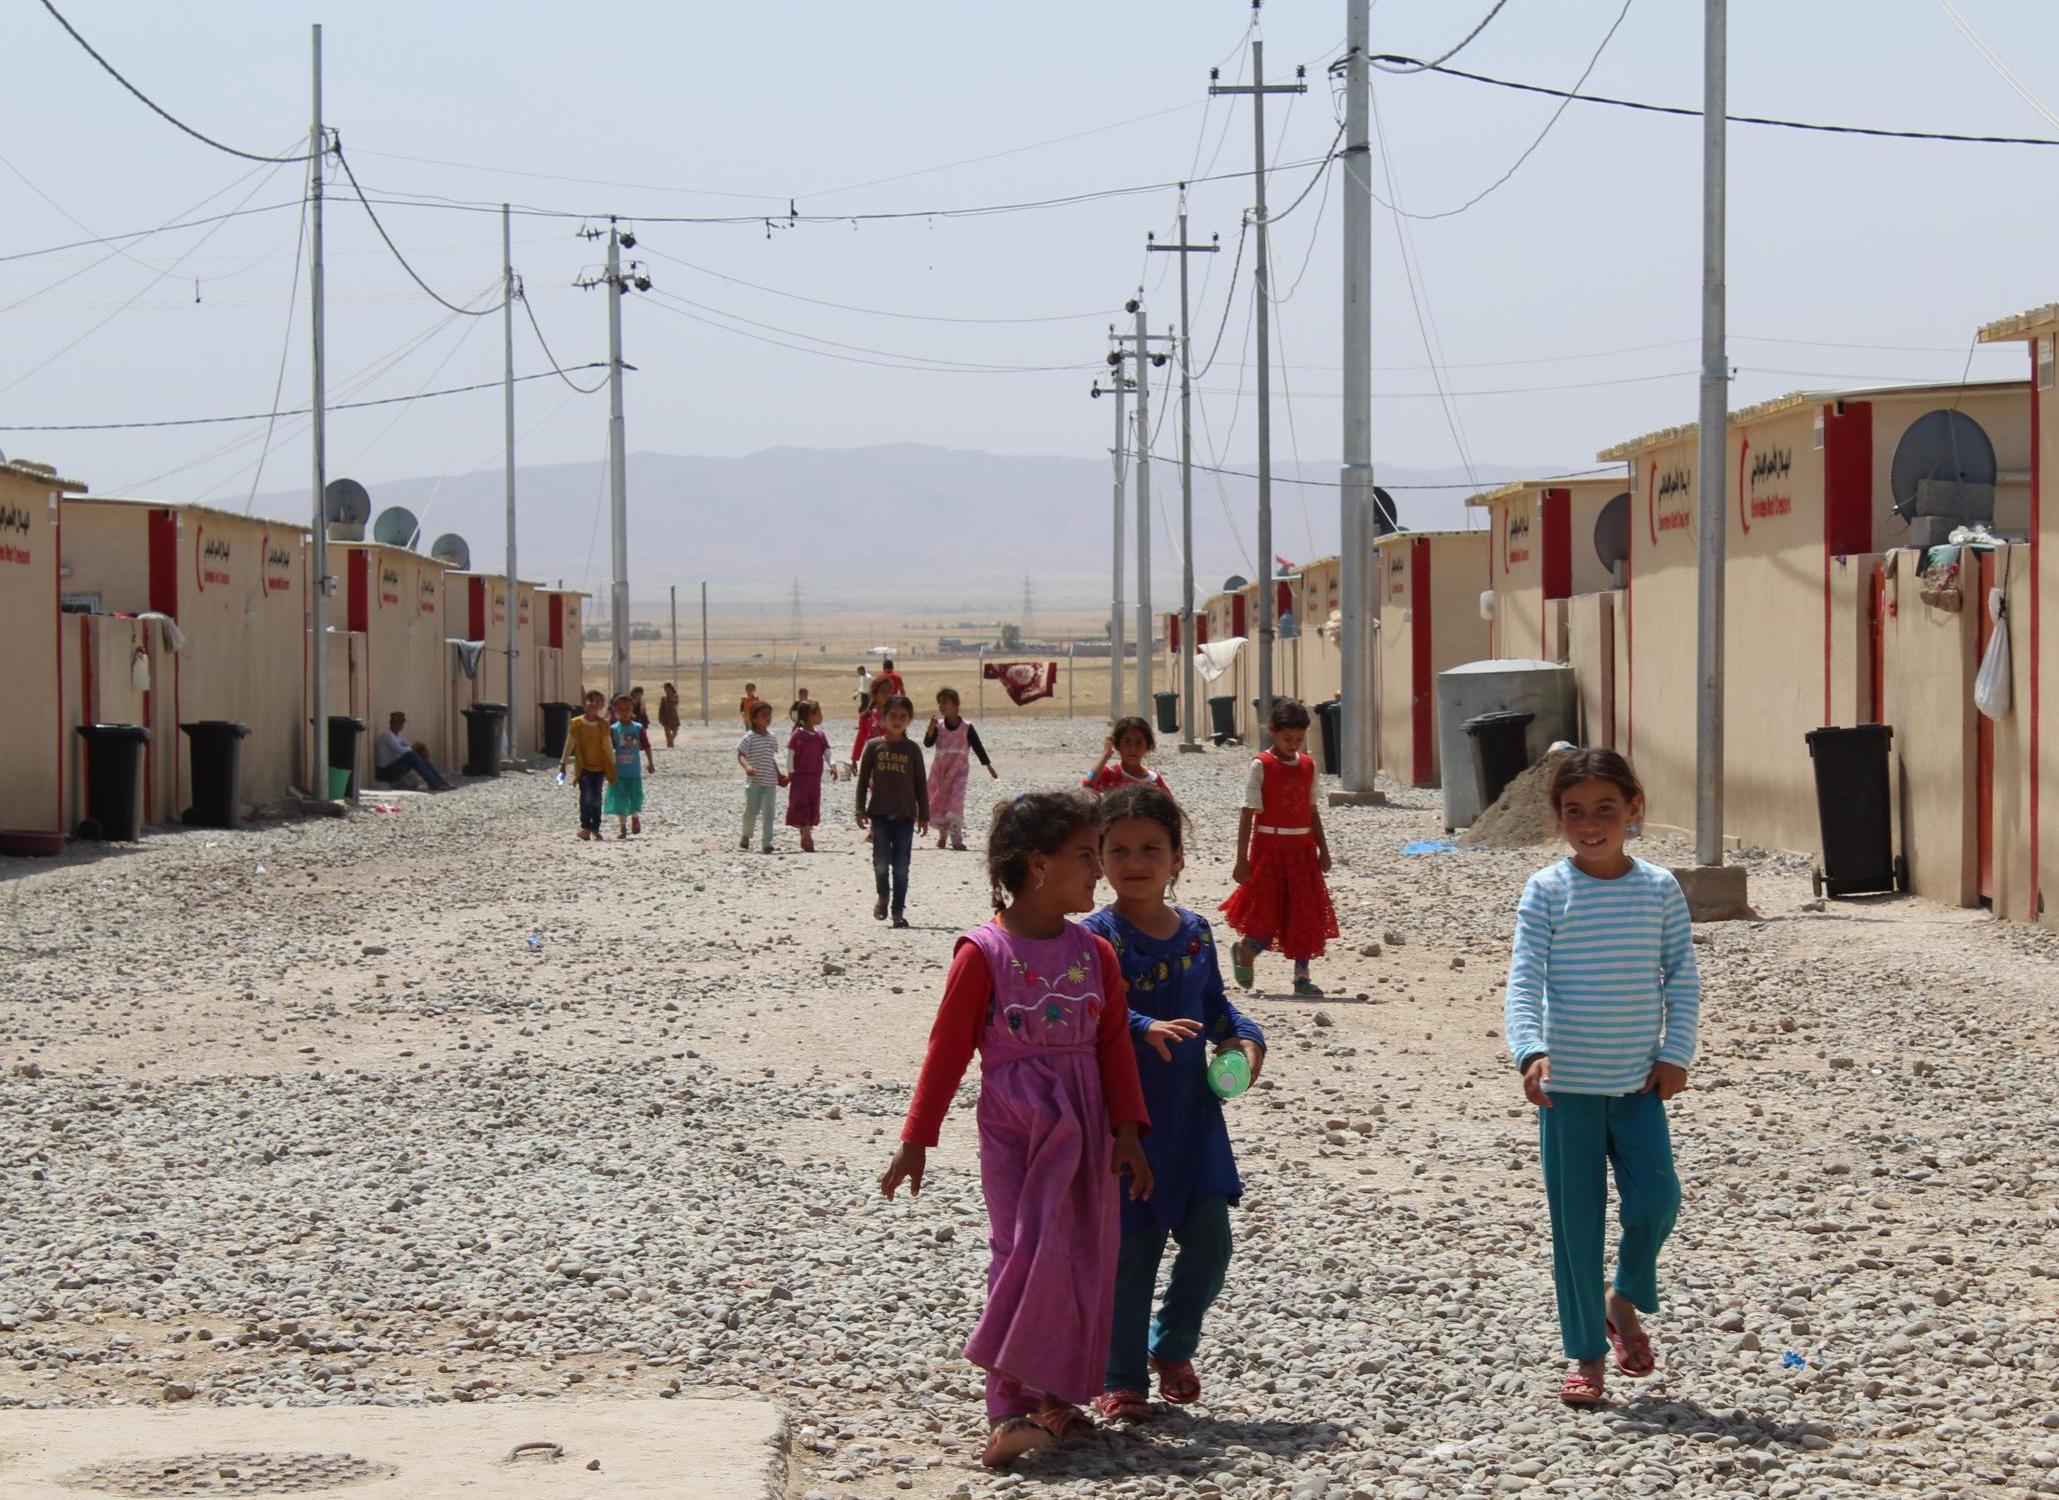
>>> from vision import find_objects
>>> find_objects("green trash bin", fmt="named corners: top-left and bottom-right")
top-left (1207, 694), bottom-right (1237, 746)
top-left (326, 715), bottom-right (365, 801)
top-left (1153, 690), bottom-right (1179, 736)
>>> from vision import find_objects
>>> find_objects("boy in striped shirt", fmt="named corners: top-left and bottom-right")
top-left (737, 701), bottom-right (788, 852)
top-left (1504, 749), bottom-right (1700, 1409)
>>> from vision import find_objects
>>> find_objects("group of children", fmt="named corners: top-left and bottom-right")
top-left (880, 729), bottom-right (1701, 1463)
top-left (557, 688), bottom-right (656, 841)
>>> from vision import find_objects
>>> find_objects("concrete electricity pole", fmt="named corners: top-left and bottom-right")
top-left (1112, 306), bottom-right (1175, 723)
top-left (1212, 39), bottom-right (1306, 733)
top-left (1092, 362), bottom-right (1133, 719)
top-left (1148, 213), bottom-right (1218, 752)
top-left (1336, 0), bottom-right (1381, 800)
top-left (501, 203), bottom-right (520, 763)
top-left (578, 219), bottom-right (650, 696)
top-left (1696, 0), bottom-right (1728, 871)
top-left (306, 24), bottom-right (331, 799)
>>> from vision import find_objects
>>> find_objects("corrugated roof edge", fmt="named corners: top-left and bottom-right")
top-left (1463, 474), bottom-right (1626, 508)
top-left (1979, 304), bottom-right (2059, 342)
top-left (1, 459), bottom-right (86, 493)
top-left (1599, 377), bottom-right (2028, 459)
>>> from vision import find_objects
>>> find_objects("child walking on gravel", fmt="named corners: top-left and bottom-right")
top-left (854, 695), bottom-right (927, 925)
top-left (607, 693), bottom-right (655, 839)
top-left (736, 701), bottom-right (788, 853)
top-left (558, 689), bottom-right (616, 842)
top-left (1504, 748), bottom-right (1699, 1409)
top-left (1084, 715), bottom-right (1169, 795)
top-left (924, 687), bottom-right (997, 851)
top-left (880, 791), bottom-right (1154, 1468)
top-left (786, 699), bottom-right (831, 853)
top-left (1221, 698), bottom-right (1337, 997)
top-left (1083, 784), bottom-right (1263, 1421)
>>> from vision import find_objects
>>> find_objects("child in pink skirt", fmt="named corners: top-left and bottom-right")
top-left (882, 790), bottom-right (1153, 1468)
top-left (785, 699), bottom-right (831, 853)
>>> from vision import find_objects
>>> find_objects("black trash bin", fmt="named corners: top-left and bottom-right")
top-left (1207, 694), bottom-right (1237, 746)
top-left (1463, 710), bottom-right (1536, 815)
top-left (75, 723), bottom-right (150, 841)
top-left (326, 715), bottom-right (365, 801)
top-left (540, 700), bottom-right (576, 760)
top-left (463, 701), bottom-right (508, 778)
top-left (180, 720), bottom-right (251, 828)
top-left (1153, 690), bottom-right (1179, 736)
top-left (1314, 699), bottom-right (1342, 775)
top-left (1805, 723), bottom-right (1900, 897)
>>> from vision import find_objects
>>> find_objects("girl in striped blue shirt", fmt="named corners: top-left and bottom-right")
top-left (1504, 749), bottom-right (1700, 1408)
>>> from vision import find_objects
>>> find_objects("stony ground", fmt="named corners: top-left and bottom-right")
top-left (2, 721), bottom-right (2057, 1500)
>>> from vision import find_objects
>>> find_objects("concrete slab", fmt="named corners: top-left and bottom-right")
top-left (0, 1396), bottom-right (786, 1500)
top-left (1670, 863), bottom-right (1755, 922)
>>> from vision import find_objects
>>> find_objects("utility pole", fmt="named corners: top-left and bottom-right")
top-left (1021, 576), bottom-right (1035, 642)
top-left (577, 219), bottom-right (650, 696)
top-left (306, 24), bottom-right (332, 800)
top-left (788, 579), bottom-right (804, 649)
top-left (1149, 212), bottom-right (1218, 752)
top-left (1092, 363), bottom-right (1132, 719)
top-left (1337, 0), bottom-right (1380, 798)
top-left (1695, 0), bottom-right (1729, 871)
top-left (699, 581), bottom-right (709, 725)
top-left (1130, 298), bottom-right (1154, 717)
top-left (502, 203), bottom-right (520, 764)
top-left (1213, 32), bottom-right (1306, 735)
top-left (669, 583), bottom-right (679, 688)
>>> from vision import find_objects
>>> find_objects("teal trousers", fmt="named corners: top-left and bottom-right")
top-left (1539, 1089), bottom-right (1680, 1361)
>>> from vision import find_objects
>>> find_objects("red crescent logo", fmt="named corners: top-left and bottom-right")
top-left (1738, 435), bottom-right (1751, 537)
top-left (1646, 462), bottom-right (1658, 547)
top-left (193, 524), bottom-right (206, 594)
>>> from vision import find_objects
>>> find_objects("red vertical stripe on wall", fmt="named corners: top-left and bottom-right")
top-left (1232, 593), bottom-right (1246, 639)
top-left (347, 551), bottom-right (370, 635)
top-left (2032, 349), bottom-right (2043, 920)
top-left (1540, 488), bottom-right (1572, 598)
top-left (468, 577), bottom-right (486, 638)
top-left (147, 510), bottom-right (179, 617)
top-left (1823, 401), bottom-right (1874, 725)
top-left (1411, 537), bottom-right (1434, 784)
top-left (549, 593), bottom-right (565, 650)
top-left (1197, 614), bottom-right (1209, 646)
top-left (1167, 614), bottom-right (1180, 653)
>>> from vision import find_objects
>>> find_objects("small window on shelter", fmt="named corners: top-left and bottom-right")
top-left (2039, 334), bottom-right (2054, 392)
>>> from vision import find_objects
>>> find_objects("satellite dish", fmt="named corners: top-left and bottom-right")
top-left (323, 478), bottom-right (371, 541)
top-left (428, 532), bottom-right (471, 571)
top-left (1222, 574), bottom-right (1249, 593)
top-left (372, 506), bottom-right (420, 549)
top-left (1371, 486), bottom-right (1398, 537)
top-left (1594, 491), bottom-right (1632, 572)
top-left (1890, 409), bottom-right (1996, 520)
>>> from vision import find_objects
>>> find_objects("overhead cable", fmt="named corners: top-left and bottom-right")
top-left (1931, 0), bottom-right (2059, 134)
top-left (35, 0), bottom-right (316, 164)
top-left (638, 245), bottom-right (1108, 325)
top-left (520, 292), bottom-right (609, 394)
top-left (1371, 0), bottom-right (1516, 74)
top-left (334, 147), bottom-right (506, 314)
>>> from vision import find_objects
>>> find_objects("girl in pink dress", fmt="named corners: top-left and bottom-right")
top-left (881, 791), bottom-right (1154, 1468)
top-left (785, 700), bottom-right (831, 853)
top-left (923, 687), bottom-right (998, 851)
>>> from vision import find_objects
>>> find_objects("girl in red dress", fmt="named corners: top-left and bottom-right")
top-left (1219, 698), bottom-right (1338, 998)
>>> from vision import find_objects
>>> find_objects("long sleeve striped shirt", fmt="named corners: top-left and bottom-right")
top-left (1504, 857), bottom-right (1701, 1096)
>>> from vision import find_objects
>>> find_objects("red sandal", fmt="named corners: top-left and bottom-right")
top-left (1605, 1318), bottom-right (1656, 1377)
top-left (980, 1417), bottom-right (1054, 1468)
top-left (1092, 1389), bottom-right (1153, 1422)
top-left (1559, 1368), bottom-right (1606, 1408)
top-left (1031, 1403), bottom-right (1094, 1442)
top-left (1149, 1356), bottom-right (1201, 1405)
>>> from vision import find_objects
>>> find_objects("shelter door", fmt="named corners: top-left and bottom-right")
top-left (1976, 550), bottom-right (1996, 905)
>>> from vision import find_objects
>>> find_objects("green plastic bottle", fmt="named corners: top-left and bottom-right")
top-left (1206, 1049), bottom-right (1251, 1100)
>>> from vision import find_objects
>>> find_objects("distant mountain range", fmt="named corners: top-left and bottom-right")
top-left (253, 445), bottom-right (1569, 611)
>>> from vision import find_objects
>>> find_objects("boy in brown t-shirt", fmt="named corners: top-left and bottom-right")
top-left (557, 689), bottom-right (617, 841)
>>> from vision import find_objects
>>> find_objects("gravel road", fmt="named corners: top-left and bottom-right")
top-left (3, 721), bottom-right (2056, 1499)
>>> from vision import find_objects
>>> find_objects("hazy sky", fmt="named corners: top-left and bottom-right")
top-left (3, 0), bottom-right (2054, 514)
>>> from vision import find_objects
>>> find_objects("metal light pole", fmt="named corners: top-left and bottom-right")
top-left (1101, 368), bottom-right (1130, 721)
top-left (1695, 0), bottom-right (1728, 866)
top-left (699, 581), bottom-right (709, 726)
top-left (1339, 0), bottom-right (1380, 795)
top-left (604, 221), bottom-right (630, 696)
top-left (306, 24), bottom-right (330, 798)
top-left (502, 204), bottom-right (520, 763)
top-left (1131, 299), bottom-right (1155, 718)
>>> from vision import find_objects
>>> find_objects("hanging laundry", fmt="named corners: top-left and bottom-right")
top-left (981, 659), bottom-right (1059, 706)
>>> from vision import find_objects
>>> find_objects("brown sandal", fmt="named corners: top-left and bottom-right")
top-left (1031, 1403), bottom-right (1094, 1441)
top-left (1150, 1356), bottom-right (1201, 1404)
top-left (1092, 1389), bottom-right (1153, 1422)
top-left (981, 1416), bottom-right (1054, 1468)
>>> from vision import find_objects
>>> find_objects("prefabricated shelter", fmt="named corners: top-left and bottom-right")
top-left (60, 498), bottom-right (315, 823)
top-left (1375, 529), bottom-right (1491, 787)
top-left (533, 586), bottom-right (589, 752)
top-left (0, 460), bottom-right (84, 839)
top-left (1467, 477), bottom-right (1625, 662)
top-left (338, 541), bottom-right (453, 779)
top-left (1599, 377), bottom-right (2030, 863)
top-left (444, 571), bottom-right (539, 748)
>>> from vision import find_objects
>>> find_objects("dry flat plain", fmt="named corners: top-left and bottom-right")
top-left (3, 719), bottom-right (2058, 1500)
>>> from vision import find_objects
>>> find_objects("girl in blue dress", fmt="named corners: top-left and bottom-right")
top-left (1083, 782), bottom-right (1265, 1419)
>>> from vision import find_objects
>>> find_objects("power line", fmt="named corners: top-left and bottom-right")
top-left (1377, 56), bottom-right (2059, 149)
top-left (0, 200), bottom-right (306, 264)
top-left (1932, 0), bottom-right (2059, 134)
top-left (520, 292), bottom-right (608, 394)
top-left (637, 245), bottom-right (1108, 325)
top-left (1376, 0), bottom-right (1636, 223)
top-left (0, 365), bottom-right (608, 432)
top-left (1372, 0), bottom-right (1516, 74)
top-left (333, 146), bottom-right (506, 315)
top-left (35, 0), bottom-right (316, 165)
top-left (644, 288), bottom-right (1095, 374)
top-left (1191, 217), bottom-right (1250, 381)
top-left (1143, 451), bottom-right (1621, 491)
top-left (243, 195), bottom-right (310, 514)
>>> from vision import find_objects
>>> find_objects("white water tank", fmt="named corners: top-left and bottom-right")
top-left (1435, 658), bottom-right (1578, 831)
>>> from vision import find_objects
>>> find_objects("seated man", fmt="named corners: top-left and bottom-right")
top-left (374, 711), bottom-right (453, 791)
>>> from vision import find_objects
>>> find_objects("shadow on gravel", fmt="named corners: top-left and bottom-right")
top-left (1009, 1416), bottom-right (1349, 1483)
top-left (1613, 1395), bottom-right (1827, 1448)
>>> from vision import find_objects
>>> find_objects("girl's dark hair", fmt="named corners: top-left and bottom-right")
top-left (988, 790), bottom-right (1096, 910)
top-left (1110, 714), bottom-right (1156, 751)
top-left (1268, 696), bottom-right (1312, 731)
top-left (1096, 782), bottom-right (1184, 853)
top-left (936, 687), bottom-right (961, 709)
top-left (748, 699), bottom-right (774, 722)
top-left (884, 694), bottom-right (915, 716)
top-left (789, 697), bottom-right (817, 725)
top-left (1548, 748), bottom-right (1645, 812)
